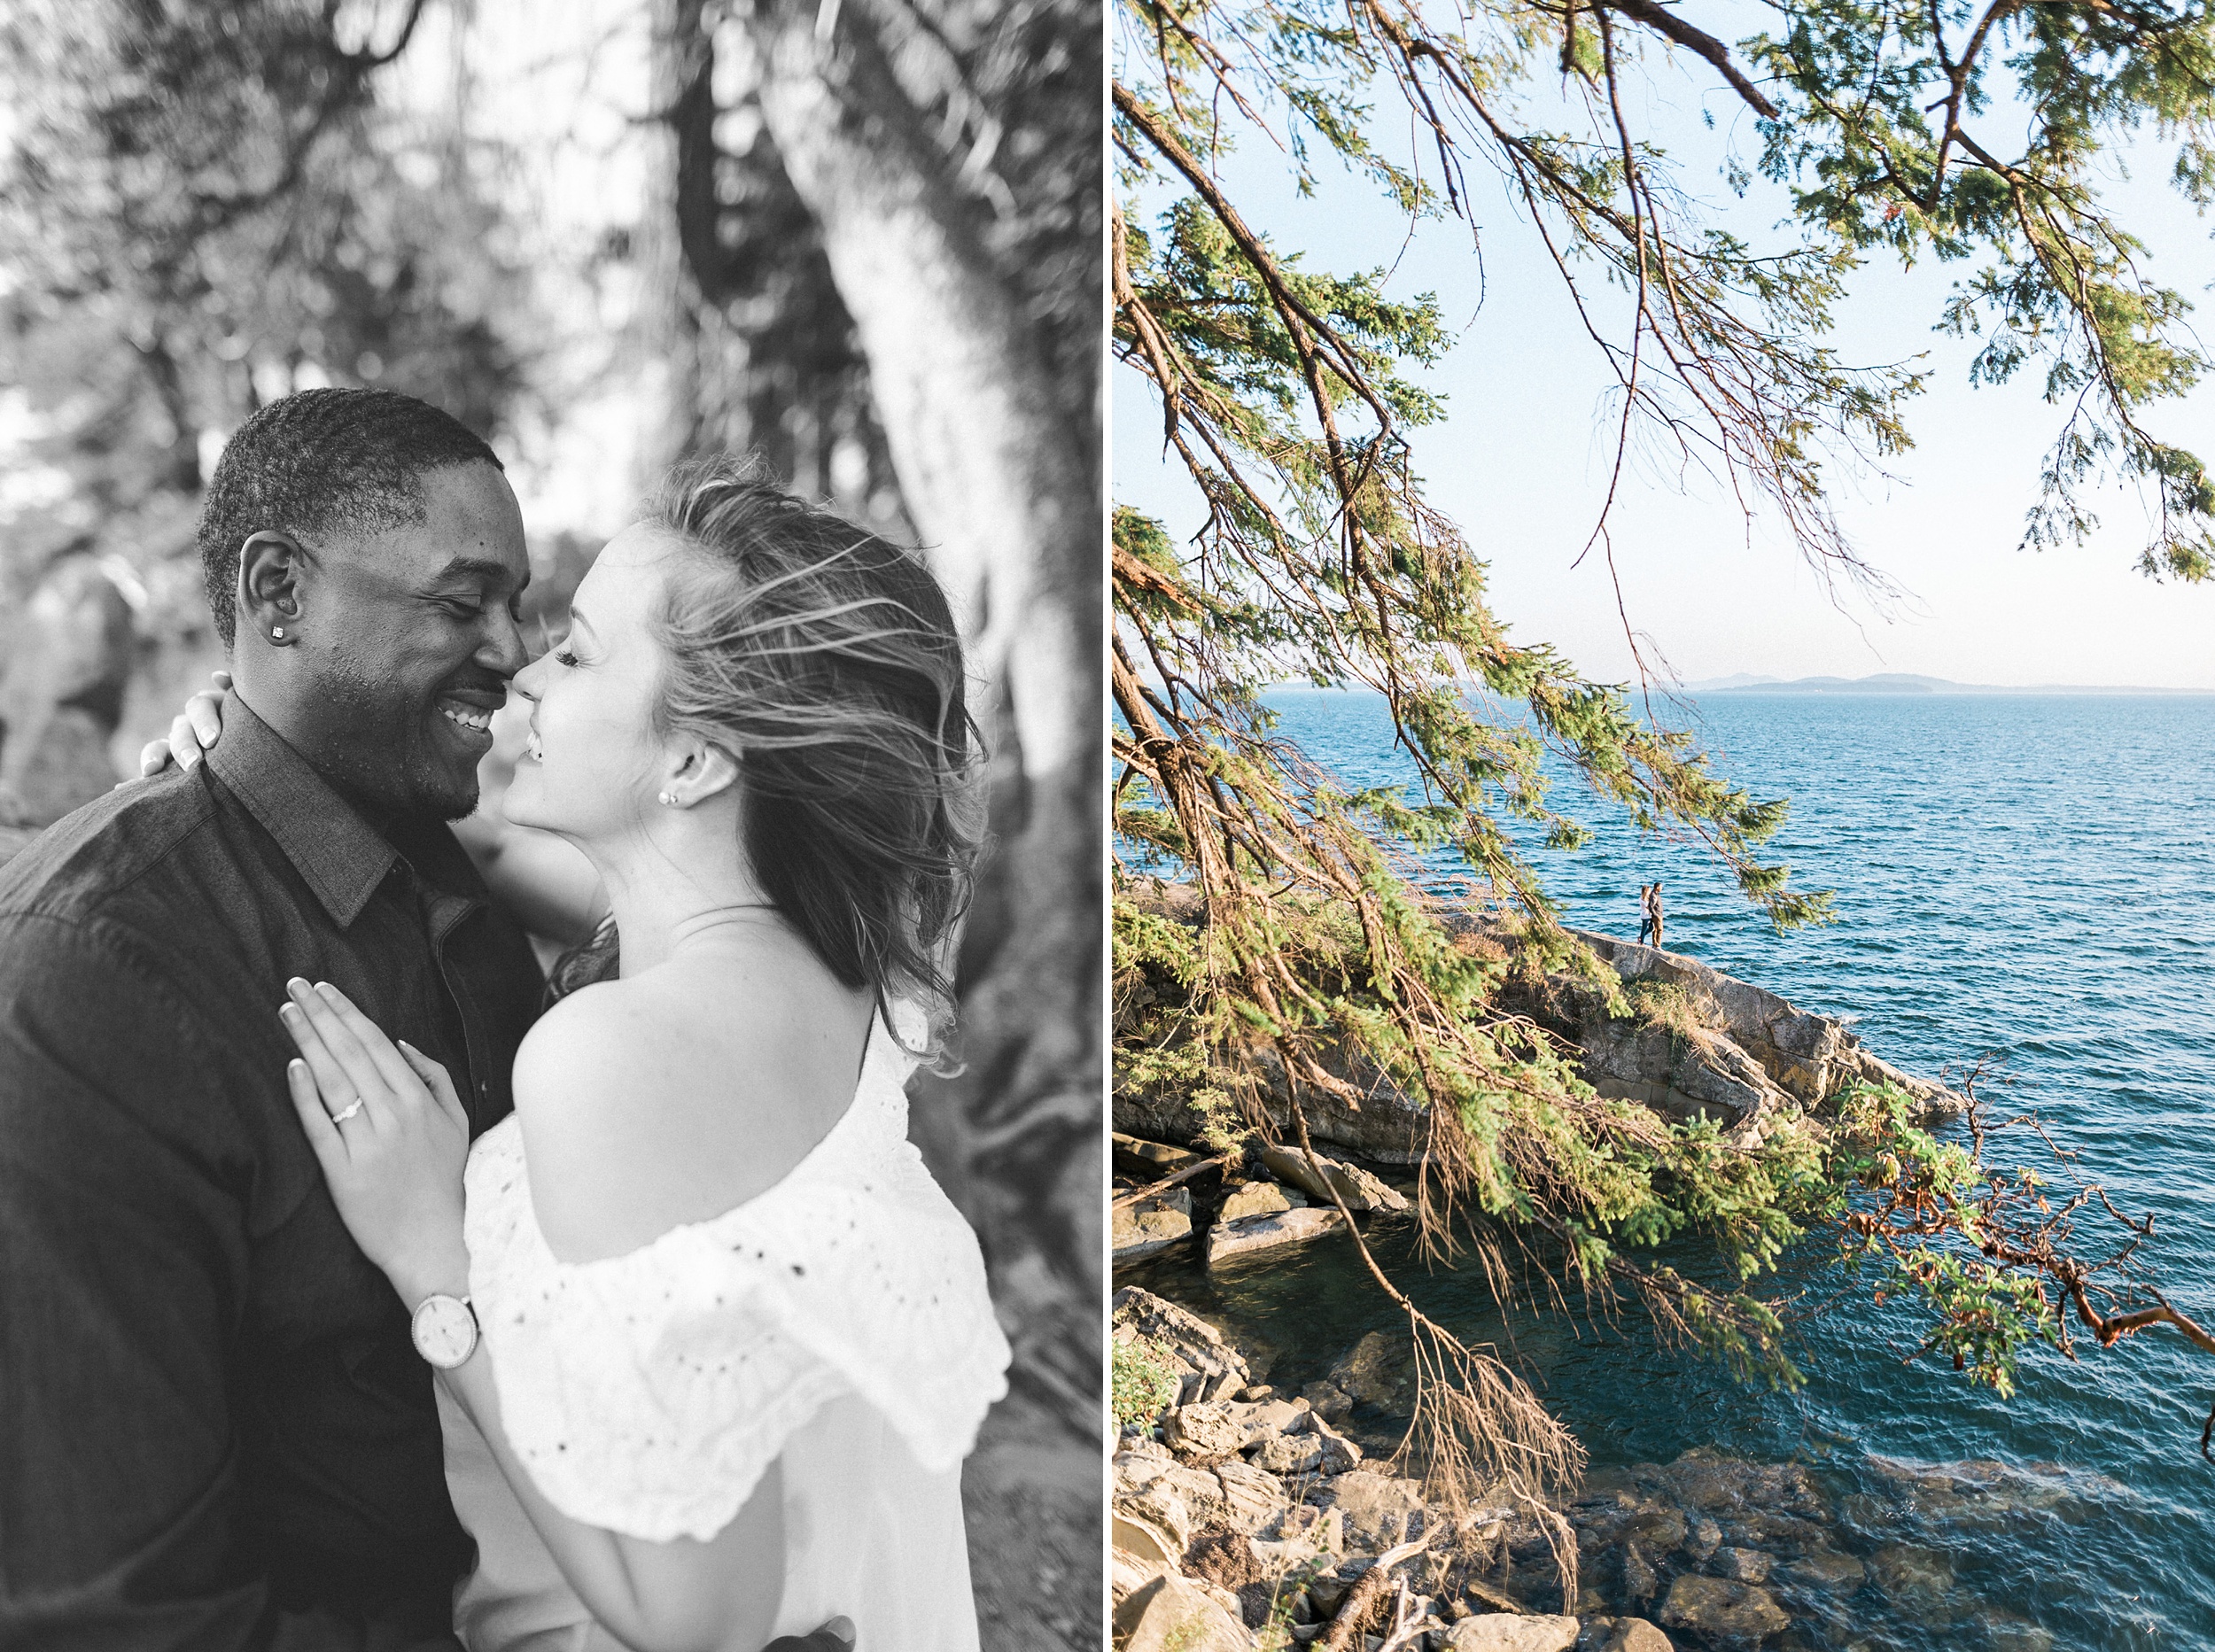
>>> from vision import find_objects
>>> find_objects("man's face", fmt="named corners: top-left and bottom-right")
top-left (291, 462), bottom-right (531, 820)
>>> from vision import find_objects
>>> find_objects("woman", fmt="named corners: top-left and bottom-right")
top-left (165, 461), bottom-right (1010, 1650)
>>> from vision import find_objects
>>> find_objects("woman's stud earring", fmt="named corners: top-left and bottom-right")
top-left (271, 626), bottom-right (285, 640)
top-left (658, 790), bottom-right (676, 806)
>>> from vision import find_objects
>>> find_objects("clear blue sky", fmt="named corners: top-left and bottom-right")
top-left (1113, 24), bottom-right (2215, 688)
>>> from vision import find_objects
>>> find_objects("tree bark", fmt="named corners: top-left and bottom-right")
top-left (733, 0), bottom-right (1100, 1416)
top-left (640, 0), bottom-right (713, 481)
top-left (726, 1), bottom-right (1101, 1640)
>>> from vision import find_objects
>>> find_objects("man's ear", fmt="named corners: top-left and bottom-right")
top-left (237, 531), bottom-right (307, 647)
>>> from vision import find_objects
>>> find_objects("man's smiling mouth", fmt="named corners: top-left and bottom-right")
top-left (437, 697), bottom-right (497, 734)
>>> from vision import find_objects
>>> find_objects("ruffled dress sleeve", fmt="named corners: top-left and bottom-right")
top-left (462, 1009), bottom-right (1013, 1544)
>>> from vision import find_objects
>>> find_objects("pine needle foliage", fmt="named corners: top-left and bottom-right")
top-left (1111, 0), bottom-right (2215, 1559)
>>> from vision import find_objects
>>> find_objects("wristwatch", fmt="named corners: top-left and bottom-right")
top-left (410, 1292), bottom-right (479, 1369)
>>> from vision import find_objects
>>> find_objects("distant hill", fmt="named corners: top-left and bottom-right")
top-left (1683, 672), bottom-right (2214, 696)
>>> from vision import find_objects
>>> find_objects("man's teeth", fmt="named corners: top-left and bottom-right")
top-left (439, 703), bottom-right (494, 733)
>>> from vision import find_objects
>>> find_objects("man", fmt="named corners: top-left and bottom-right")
top-left (0, 390), bottom-right (842, 1650)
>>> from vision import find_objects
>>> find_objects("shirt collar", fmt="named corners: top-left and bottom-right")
top-left (203, 694), bottom-right (400, 928)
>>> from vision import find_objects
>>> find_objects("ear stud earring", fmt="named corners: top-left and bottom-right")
top-left (271, 626), bottom-right (286, 640)
top-left (657, 791), bottom-right (676, 806)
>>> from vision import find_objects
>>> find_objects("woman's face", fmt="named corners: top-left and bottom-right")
top-left (502, 523), bottom-right (689, 841)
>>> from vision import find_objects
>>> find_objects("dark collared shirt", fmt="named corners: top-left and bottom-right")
top-left (0, 698), bottom-right (543, 1649)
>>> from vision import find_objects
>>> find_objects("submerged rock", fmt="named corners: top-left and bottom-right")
top-left (1620, 1542), bottom-right (1658, 1602)
top-left (1327, 1329), bottom-right (1411, 1408)
top-left (1658, 1573), bottom-right (1791, 1640)
top-left (1683, 1516), bottom-right (1721, 1564)
top-left (1868, 1542), bottom-right (1954, 1606)
top-left (1777, 1548), bottom-right (1865, 1591)
top-left (1714, 1547), bottom-right (1771, 1584)
top-left (1577, 1620), bottom-right (1675, 1652)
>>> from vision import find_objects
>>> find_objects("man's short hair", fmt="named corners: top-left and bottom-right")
top-left (197, 388), bottom-right (505, 648)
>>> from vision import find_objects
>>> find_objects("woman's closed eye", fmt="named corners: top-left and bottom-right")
top-left (532, 622), bottom-right (580, 668)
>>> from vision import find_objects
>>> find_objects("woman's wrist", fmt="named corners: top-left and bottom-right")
top-left (387, 1240), bottom-right (472, 1309)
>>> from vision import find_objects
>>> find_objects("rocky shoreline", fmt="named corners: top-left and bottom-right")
top-left (1112, 909), bottom-right (2070, 1650)
top-left (1113, 1286), bottom-right (2071, 1652)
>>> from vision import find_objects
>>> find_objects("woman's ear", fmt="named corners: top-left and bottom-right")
top-left (667, 744), bottom-right (740, 808)
top-left (237, 531), bottom-right (307, 647)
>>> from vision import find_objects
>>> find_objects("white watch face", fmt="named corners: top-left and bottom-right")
top-left (411, 1294), bottom-right (478, 1369)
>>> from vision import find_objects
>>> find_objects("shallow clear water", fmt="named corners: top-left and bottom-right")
top-left (1123, 689), bottom-right (2215, 1648)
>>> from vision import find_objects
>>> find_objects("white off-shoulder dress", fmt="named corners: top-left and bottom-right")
top-left (434, 1009), bottom-right (1012, 1652)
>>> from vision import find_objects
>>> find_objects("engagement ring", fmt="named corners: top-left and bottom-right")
top-left (330, 1097), bottom-right (366, 1125)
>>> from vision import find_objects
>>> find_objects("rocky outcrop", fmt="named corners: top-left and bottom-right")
top-left (1114, 885), bottom-right (1965, 1165)
top-left (1560, 931), bottom-right (1963, 1121)
top-left (1112, 1287), bottom-right (1254, 1407)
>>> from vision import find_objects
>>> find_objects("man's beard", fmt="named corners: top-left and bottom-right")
top-left (308, 655), bottom-right (485, 823)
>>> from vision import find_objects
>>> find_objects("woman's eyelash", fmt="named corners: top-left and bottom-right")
top-left (553, 648), bottom-right (579, 668)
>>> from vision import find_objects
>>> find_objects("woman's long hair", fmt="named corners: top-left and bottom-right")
top-left (548, 457), bottom-right (983, 1053)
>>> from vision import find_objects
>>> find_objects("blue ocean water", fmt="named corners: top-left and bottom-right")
top-left (1127, 689), bottom-right (2215, 1648)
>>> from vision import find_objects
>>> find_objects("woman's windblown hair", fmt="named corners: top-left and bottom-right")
top-left (554, 457), bottom-right (983, 1050)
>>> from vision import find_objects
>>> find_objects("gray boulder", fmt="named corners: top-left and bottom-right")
top-left (1218, 1179), bottom-right (1300, 1223)
top-left (1444, 1615), bottom-right (1580, 1651)
top-left (1255, 1141), bottom-right (1411, 1214)
top-left (1114, 1186), bottom-right (1193, 1264)
top-left (1205, 1205), bottom-right (1344, 1268)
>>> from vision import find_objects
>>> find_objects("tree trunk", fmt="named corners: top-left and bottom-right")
top-left (728, 2), bottom-right (1102, 1642)
top-left (640, 0), bottom-right (713, 482)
